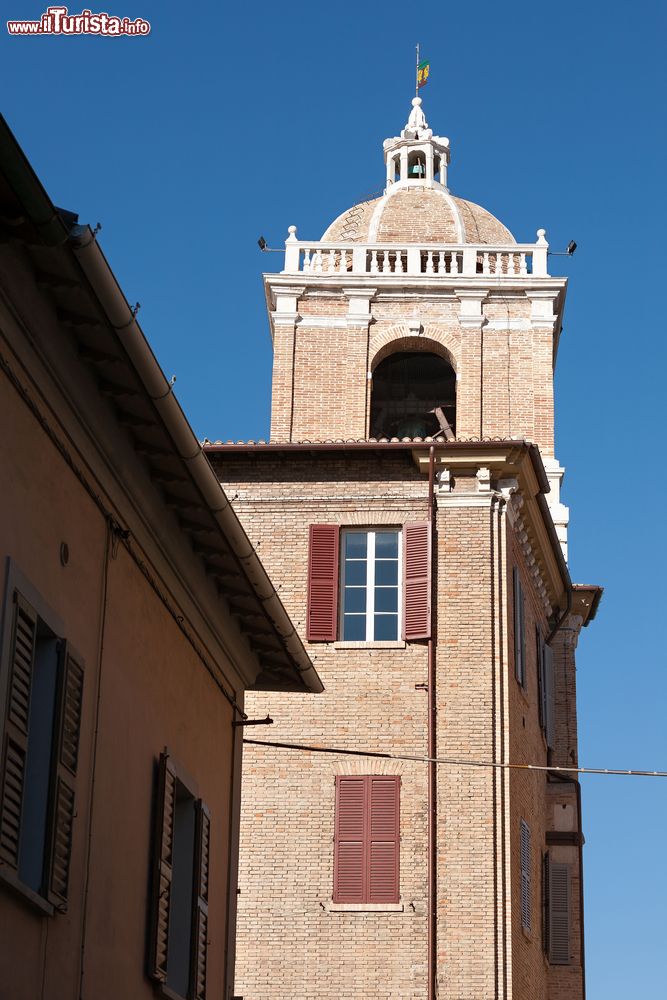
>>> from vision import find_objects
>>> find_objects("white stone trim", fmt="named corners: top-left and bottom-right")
top-left (512, 494), bottom-right (552, 616)
top-left (323, 901), bottom-right (406, 913)
top-left (333, 640), bottom-right (407, 650)
top-left (295, 316), bottom-right (349, 329)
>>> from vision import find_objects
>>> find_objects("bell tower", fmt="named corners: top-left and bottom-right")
top-left (267, 97), bottom-right (569, 550)
top-left (210, 96), bottom-right (600, 1000)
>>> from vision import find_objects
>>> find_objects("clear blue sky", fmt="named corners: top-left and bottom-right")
top-left (2, 2), bottom-right (666, 994)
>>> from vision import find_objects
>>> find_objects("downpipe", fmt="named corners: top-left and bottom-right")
top-left (427, 445), bottom-right (437, 1000)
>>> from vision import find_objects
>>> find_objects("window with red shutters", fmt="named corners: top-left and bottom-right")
top-left (306, 525), bottom-right (339, 641)
top-left (307, 522), bottom-right (431, 643)
top-left (333, 775), bottom-right (400, 904)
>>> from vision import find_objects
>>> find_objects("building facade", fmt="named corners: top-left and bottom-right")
top-left (0, 115), bottom-right (321, 1000)
top-left (208, 98), bottom-right (601, 1000)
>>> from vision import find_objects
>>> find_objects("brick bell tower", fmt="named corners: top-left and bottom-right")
top-left (207, 97), bottom-right (601, 1000)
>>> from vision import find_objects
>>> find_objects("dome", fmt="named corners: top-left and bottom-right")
top-left (322, 187), bottom-right (515, 245)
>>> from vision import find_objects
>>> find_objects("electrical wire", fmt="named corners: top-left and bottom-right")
top-left (243, 737), bottom-right (667, 779)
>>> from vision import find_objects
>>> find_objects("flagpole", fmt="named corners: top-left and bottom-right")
top-left (415, 43), bottom-right (419, 97)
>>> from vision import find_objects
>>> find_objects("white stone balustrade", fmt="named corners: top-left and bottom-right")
top-left (282, 226), bottom-right (550, 278)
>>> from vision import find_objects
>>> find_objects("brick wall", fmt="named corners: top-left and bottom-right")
top-left (269, 290), bottom-right (554, 453)
top-left (211, 452), bottom-right (583, 1000)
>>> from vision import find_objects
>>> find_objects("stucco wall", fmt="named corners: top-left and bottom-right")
top-left (0, 355), bottom-right (236, 999)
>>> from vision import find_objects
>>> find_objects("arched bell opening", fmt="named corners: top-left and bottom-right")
top-left (369, 351), bottom-right (456, 440)
top-left (407, 150), bottom-right (426, 180)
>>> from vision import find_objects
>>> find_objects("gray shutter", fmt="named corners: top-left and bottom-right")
top-left (548, 861), bottom-right (571, 964)
top-left (513, 568), bottom-right (525, 685)
top-left (148, 753), bottom-right (177, 983)
top-left (543, 643), bottom-right (555, 750)
top-left (190, 800), bottom-right (210, 1000)
top-left (520, 819), bottom-right (531, 930)
top-left (46, 643), bottom-right (84, 908)
top-left (542, 852), bottom-right (550, 954)
top-left (0, 592), bottom-right (37, 872)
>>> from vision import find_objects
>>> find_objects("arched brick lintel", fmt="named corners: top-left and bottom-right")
top-left (369, 328), bottom-right (459, 375)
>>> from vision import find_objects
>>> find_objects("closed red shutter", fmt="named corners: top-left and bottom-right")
top-left (402, 522), bottom-right (431, 640)
top-left (368, 776), bottom-right (400, 903)
top-left (306, 525), bottom-right (339, 642)
top-left (333, 776), bottom-right (365, 902)
top-left (333, 775), bottom-right (400, 904)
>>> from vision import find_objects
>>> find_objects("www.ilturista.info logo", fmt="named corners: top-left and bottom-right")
top-left (7, 6), bottom-right (150, 35)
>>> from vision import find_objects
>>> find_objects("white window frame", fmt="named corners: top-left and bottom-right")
top-left (339, 529), bottom-right (402, 642)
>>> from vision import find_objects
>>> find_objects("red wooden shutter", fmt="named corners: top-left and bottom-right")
top-left (148, 753), bottom-right (177, 983)
top-left (0, 592), bottom-right (37, 873)
top-left (333, 775), bottom-right (400, 904)
top-left (333, 776), bottom-right (365, 902)
top-left (402, 522), bottom-right (431, 640)
top-left (47, 642), bottom-right (84, 908)
top-left (306, 525), bottom-right (340, 642)
top-left (190, 800), bottom-right (210, 1000)
top-left (368, 776), bottom-right (400, 903)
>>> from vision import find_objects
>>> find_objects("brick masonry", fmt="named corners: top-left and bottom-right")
top-left (215, 168), bottom-right (588, 1000)
top-left (269, 288), bottom-right (555, 454)
top-left (211, 449), bottom-right (587, 1000)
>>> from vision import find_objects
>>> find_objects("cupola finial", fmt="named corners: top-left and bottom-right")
top-left (402, 97), bottom-right (432, 141)
top-left (382, 100), bottom-right (450, 192)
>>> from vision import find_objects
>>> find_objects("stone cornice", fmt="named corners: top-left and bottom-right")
top-left (412, 443), bottom-right (568, 612)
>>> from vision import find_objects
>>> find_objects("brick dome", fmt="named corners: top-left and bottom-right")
top-left (322, 187), bottom-right (515, 245)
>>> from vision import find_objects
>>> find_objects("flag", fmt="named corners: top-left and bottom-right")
top-left (417, 60), bottom-right (430, 88)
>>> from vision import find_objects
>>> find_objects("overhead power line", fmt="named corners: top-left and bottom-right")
top-left (243, 738), bottom-right (667, 779)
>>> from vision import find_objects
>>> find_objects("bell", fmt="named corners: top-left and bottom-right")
top-left (396, 417), bottom-right (428, 438)
top-left (409, 161), bottom-right (425, 178)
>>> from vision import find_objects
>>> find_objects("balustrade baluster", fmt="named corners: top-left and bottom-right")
top-left (370, 250), bottom-right (379, 274)
top-left (519, 253), bottom-right (527, 276)
top-left (395, 251), bottom-right (404, 274)
top-left (437, 251), bottom-right (446, 274)
top-left (426, 251), bottom-right (434, 275)
top-left (338, 249), bottom-right (347, 273)
top-left (482, 252), bottom-right (490, 275)
top-left (303, 248), bottom-right (311, 272)
top-left (450, 252), bottom-right (459, 276)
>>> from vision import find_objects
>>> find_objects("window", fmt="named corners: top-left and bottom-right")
top-left (543, 852), bottom-right (571, 964)
top-left (341, 530), bottom-right (400, 641)
top-left (306, 523), bottom-right (431, 643)
top-left (520, 819), bottom-right (531, 931)
top-left (333, 775), bottom-right (400, 904)
top-left (537, 632), bottom-right (555, 749)
top-left (148, 753), bottom-right (210, 1000)
top-left (513, 566), bottom-right (526, 686)
top-left (369, 351), bottom-right (456, 440)
top-left (0, 583), bottom-right (84, 911)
